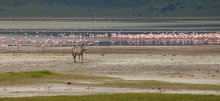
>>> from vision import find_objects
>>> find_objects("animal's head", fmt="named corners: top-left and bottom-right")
top-left (81, 44), bottom-right (84, 47)
top-left (72, 45), bottom-right (76, 50)
top-left (81, 44), bottom-right (86, 52)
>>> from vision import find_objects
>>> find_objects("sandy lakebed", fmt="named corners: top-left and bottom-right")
top-left (0, 46), bottom-right (220, 97)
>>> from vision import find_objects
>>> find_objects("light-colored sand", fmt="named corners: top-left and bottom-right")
top-left (107, 75), bottom-right (220, 85)
top-left (0, 83), bottom-right (219, 98)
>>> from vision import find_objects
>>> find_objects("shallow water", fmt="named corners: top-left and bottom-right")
top-left (0, 20), bottom-right (220, 33)
top-left (0, 20), bottom-right (220, 48)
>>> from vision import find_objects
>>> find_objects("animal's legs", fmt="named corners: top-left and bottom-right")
top-left (81, 54), bottom-right (83, 63)
top-left (74, 55), bottom-right (77, 63)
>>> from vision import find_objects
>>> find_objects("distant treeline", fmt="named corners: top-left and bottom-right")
top-left (0, 0), bottom-right (219, 17)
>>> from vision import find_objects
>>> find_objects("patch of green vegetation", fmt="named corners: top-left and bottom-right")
top-left (0, 70), bottom-right (220, 91)
top-left (93, 80), bottom-right (220, 90)
top-left (6, 70), bottom-right (54, 78)
top-left (0, 71), bottom-right (114, 86)
top-left (1, 93), bottom-right (220, 101)
top-left (0, 71), bottom-right (53, 85)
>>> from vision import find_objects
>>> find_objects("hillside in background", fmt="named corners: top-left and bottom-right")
top-left (0, 0), bottom-right (220, 17)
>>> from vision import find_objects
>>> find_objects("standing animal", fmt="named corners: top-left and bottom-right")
top-left (72, 44), bottom-right (86, 63)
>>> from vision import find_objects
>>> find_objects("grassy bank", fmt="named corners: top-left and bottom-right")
top-left (93, 80), bottom-right (220, 90)
top-left (1, 93), bottom-right (220, 101)
top-left (0, 71), bottom-right (220, 90)
top-left (0, 71), bottom-right (114, 86)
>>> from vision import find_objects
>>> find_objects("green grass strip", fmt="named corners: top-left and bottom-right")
top-left (95, 80), bottom-right (220, 90)
top-left (1, 93), bottom-right (220, 101)
top-left (0, 71), bottom-right (113, 85)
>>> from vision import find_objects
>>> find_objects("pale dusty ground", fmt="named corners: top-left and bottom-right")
top-left (0, 46), bottom-right (220, 97)
top-left (0, 83), bottom-right (220, 98)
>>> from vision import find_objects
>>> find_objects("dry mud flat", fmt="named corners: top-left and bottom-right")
top-left (0, 46), bottom-right (220, 97)
top-left (1, 84), bottom-right (219, 98)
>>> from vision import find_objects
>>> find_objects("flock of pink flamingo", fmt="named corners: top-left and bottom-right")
top-left (0, 32), bottom-right (220, 52)
top-left (112, 32), bottom-right (220, 46)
